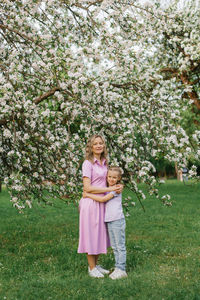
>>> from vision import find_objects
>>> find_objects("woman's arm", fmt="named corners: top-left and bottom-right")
top-left (83, 177), bottom-right (120, 194)
top-left (83, 191), bottom-right (114, 202)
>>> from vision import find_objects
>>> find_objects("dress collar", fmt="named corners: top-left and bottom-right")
top-left (93, 157), bottom-right (106, 165)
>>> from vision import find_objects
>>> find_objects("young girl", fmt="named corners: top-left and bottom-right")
top-left (78, 135), bottom-right (123, 279)
top-left (83, 166), bottom-right (127, 280)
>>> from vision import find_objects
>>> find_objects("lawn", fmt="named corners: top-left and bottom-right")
top-left (0, 180), bottom-right (200, 300)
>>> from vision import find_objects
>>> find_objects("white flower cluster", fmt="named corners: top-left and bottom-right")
top-left (0, 0), bottom-right (199, 210)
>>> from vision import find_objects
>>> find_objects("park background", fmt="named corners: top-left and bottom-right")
top-left (0, 180), bottom-right (200, 299)
top-left (0, 0), bottom-right (200, 299)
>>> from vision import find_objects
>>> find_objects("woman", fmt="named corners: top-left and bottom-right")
top-left (78, 134), bottom-right (123, 278)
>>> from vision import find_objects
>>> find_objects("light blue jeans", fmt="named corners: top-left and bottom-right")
top-left (107, 218), bottom-right (126, 271)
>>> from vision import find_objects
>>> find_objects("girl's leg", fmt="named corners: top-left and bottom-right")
top-left (116, 219), bottom-right (126, 271)
top-left (87, 254), bottom-right (96, 270)
top-left (107, 219), bottom-right (126, 271)
top-left (107, 222), bottom-right (119, 268)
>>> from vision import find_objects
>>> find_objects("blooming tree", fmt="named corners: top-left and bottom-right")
top-left (0, 0), bottom-right (199, 210)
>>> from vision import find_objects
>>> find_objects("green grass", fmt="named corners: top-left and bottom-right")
top-left (0, 180), bottom-right (200, 300)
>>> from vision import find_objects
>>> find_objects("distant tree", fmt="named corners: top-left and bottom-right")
top-left (0, 0), bottom-right (199, 209)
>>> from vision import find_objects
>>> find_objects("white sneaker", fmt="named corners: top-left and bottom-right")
top-left (96, 265), bottom-right (110, 275)
top-left (88, 267), bottom-right (104, 278)
top-left (109, 268), bottom-right (127, 280)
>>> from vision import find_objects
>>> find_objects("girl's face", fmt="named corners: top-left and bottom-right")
top-left (107, 170), bottom-right (120, 186)
top-left (92, 137), bottom-right (104, 156)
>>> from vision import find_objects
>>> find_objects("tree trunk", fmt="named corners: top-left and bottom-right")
top-left (175, 163), bottom-right (182, 181)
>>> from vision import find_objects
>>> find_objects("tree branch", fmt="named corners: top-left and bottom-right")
top-left (160, 67), bottom-right (178, 74)
top-left (34, 87), bottom-right (61, 104)
top-left (180, 73), bottom-right (200, 110)
top-left (0, 24), bottom-right (46, 51)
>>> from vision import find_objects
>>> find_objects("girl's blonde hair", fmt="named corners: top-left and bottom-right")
top-left (85, 134), bottom-right (108, 163)
top-left (108, 166), bottom-right (122, 184)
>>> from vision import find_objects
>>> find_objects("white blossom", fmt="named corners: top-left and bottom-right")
top-left (0, 0), bottom-right (199, 210)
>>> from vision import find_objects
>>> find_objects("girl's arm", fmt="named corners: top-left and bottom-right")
top-left (83, 177), bottom-right (120, 194)
top-left (83, 191), bottom-right (114, 202)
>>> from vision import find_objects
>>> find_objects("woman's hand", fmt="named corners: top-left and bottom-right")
top-left (83, 191), bottom-right (88, 198)
top-left (108, 185), bottom-right (117, 192)
top-left (108, 184), bottom-right (124, 194)
top-left (115, 184), bottom-right (124, 194)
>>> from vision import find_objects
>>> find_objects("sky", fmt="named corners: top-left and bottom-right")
top-left (139, 0), bottom-right (199, 9)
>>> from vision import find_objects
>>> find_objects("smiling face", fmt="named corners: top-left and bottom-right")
top-left (91, 137), bottom-right (104, 156)
top-left (107, 170), bottom-right (121, 186)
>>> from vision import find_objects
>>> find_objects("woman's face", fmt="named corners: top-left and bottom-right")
top-left (92, 137), bottom-right (104, 156)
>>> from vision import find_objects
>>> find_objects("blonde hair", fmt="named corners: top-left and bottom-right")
top-left (85, 134), bottom-right (108, 163)
top-left (108, 166), bottom-right (122, 184)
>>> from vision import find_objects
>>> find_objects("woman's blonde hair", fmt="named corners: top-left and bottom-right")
top-left (108, 166), bottom-right (122, 184)
top-left (85, 134), bottom-right (108, 163)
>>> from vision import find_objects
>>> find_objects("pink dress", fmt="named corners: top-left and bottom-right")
top-left (78, 158), bottom-right (110, 254)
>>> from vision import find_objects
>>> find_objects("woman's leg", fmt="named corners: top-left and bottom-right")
top-left (95, 254), bottom-right (99, 265)
top-left (87, 254), bottom-right (99, 269)
top-left (87, 254), bottom-right (96, 270)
